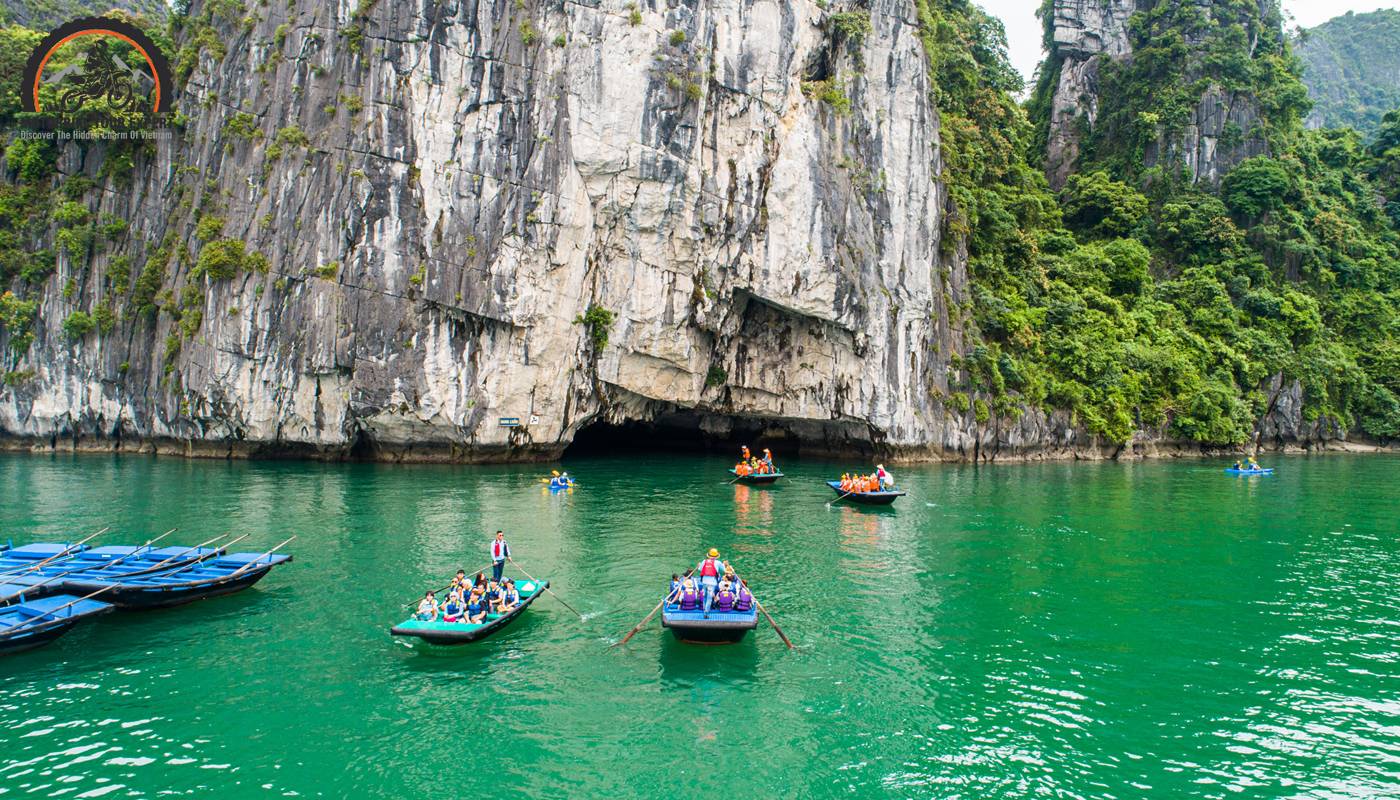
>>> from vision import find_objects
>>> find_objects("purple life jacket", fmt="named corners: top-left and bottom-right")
top-left (734, 588), bottom-right (753, 611)
top-left (679, 589), bottom-right (700, 610)
top-left (714, 590), bottom-right (735, 611)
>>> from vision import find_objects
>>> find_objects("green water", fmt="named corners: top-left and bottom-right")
top-left (0, 453), bottom-right (1397, 798)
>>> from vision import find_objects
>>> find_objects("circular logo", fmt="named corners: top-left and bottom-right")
top-left (20, 16), bottom-right (172, 118)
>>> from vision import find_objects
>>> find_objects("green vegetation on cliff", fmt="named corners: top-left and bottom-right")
top-left (1295, 9), bottom-right (1400, 136)
top-left (931, 0), bottom-right (1399, 443)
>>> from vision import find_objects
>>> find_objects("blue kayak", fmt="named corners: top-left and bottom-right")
top-left (1225, 468), bottom-right (1274, 475)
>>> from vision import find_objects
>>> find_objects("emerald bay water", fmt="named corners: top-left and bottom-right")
top-left (0, 452), bottom-right (1397, 798)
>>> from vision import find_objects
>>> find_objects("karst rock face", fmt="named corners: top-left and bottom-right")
top-left (1044, 0), bottom-right (1271, 189)
top-left (5, 0), bottom-right (993, 462)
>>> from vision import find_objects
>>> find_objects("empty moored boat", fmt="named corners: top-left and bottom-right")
top-left (826, 480), bottom-right (906, 506)
top-left (390, 579), bottom-right (548, 645)
top-left (0, 594), bottom-right (113, 656)
top-left (61, 551), bottom-right (293, 609)
top-left (0, 545), bottom-right (225, 603)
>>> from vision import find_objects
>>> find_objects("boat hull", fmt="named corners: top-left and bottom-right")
top-left (63, 566), bottom-right (276, 609)
top-left (0, 621), bottom-right (78, 655)
top-left (0, 595), bottom-right (113, 656)
top-left (730, 470), bottom-right (782, 485)
top-left (661, 608), bottom-right (758, 644)
top-left (390, 580), bottom-right (547, 645)
top-left (826, 481), bottom-right (906, 505)
top-left (1224, 468), bottom-right (1274, 475)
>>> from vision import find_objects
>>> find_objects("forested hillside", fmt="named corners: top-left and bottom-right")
top-left (1010, 0), bottom-right (1400, 446)
top-left (1295, 9), bottom-right (1400, 135)
top-left (0, 0), bottom-right (167, 30)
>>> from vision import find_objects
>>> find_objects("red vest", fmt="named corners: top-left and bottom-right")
top-left (700, 558), bottom-right (720, 577)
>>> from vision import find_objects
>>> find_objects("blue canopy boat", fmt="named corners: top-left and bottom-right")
top-left (1225, 467), bottom-right (1274, 475)
top-left (60, 551), bottom-right (293, 609)
top-left (0, 594), bottom-right (113, 656)
top-left (390, 579), bottom-right (547, 644)
top-left (0, 544), bottom-right (225, 604)
top-left (826, 480), bottom-right (907, 506)
top-left (729, 468), bottom-right (783, 485)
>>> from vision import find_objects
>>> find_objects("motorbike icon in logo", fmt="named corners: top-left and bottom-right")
top-left (20, 16), bottom-right (172, 126)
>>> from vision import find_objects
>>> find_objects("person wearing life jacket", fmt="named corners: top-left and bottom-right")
top-left (695, 548), bottom-right (725, 615)
top-left (415, 591), bottom-right (439, 621)
top-left (1247, 457), bottom-right (1261, 471)
top-left (496, 578), bottom-right (520, 613)
top-left (678, 578), bottom-right (701, 611)
top-left (490, 530), bottom-right (511, 582)
top-left (465, 588), bottom-right (488, 624)
top-left (762, 448), bottom-right (774, 471)
top-left (1233, 460), bottom-right (1243, 470)
top-left (741, 445), bottom-right (751, 462)
top-left (713, 581), bottom-right (737, 612)
top-left (734, 579), bottom-right (753, 612)
top-left (441, 591), bottom-right (465, 623)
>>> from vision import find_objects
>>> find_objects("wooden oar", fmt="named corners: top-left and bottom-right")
top-left (221, 536), bottom-right (296, 581)
top-left (0, 583), bottom-right (118, 635)
top-left (612, 594), bottom-right (670, 647)
top-left (508, 558), bottom-right (583, 619)
top-left (728, 568), bottom-right (795, 649)
top-left (0, 527), bottom-right (110, 578)
top-left (823, 487), bottom-right (856, 507)
top-left (755, 600), bottom-right (795, 649)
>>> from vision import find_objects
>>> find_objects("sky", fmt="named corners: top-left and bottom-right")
top-left (981, 1), bottom-right (1400, 88)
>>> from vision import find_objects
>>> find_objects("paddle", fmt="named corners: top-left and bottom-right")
top-left (611, 593), bottom-right (672, 647)
top-left (827, 486), bottom-right (858, 507)
top-left (0, 527), bottom-right (111, 578)
top-left (508, 558), bottom-right (583, 619)
top-left (729, 568), bottom-right (795, 649)
top-left (221, 536), bottom-right (296, 581)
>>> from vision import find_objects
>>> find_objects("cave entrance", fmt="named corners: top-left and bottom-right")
top-left (563, 410), bottom-right (875, 461)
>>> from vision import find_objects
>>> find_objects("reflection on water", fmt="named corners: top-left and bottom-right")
top-left (0, 453), bottom-right (1396, 797)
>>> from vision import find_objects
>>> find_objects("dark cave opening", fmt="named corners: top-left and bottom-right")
top-left (562, 410), bottom-right (876, 461)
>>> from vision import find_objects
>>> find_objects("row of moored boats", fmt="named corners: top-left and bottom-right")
top-left (0, 534), bottom-right (293, 656)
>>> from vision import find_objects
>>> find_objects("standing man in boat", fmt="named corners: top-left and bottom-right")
top-left (696, 548), bottom-right (725, 616)
top-left (490, 530), bottom-right (511, 582)
top-left (876, 464), bottom-right (893, 491)
top-left (762, 448), bottom-right (775, 472)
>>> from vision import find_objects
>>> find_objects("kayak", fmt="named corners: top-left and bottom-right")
top-left (729, 469), bottom-right (782, 485)
top-left (1225, 468), bottom-right (1274, 475)
top-left (825, 480), bottom-right (906, 505)
top-left (390, 579), bottom-right (547, 645)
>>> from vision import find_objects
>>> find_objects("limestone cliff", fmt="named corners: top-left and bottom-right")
top-left (1040, 0), bottom-right (1277, 189)
top-left (4, 0), bottom-right (984, 461)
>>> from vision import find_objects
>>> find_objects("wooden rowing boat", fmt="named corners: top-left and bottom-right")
top-left (826, 480), bottom-right (906, 505)
top-left (390, 579), bottom-right (547, 645)
top-left (729, 469), bottom-right (783, 485)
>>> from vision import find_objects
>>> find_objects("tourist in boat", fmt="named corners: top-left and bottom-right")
top-left (677, 578), bottom-right (701, 611)
top-left (465, 588), bottom-right (488, 624)
top-left (474, 571), bottom-right (487, 591)
top-left (451, 569), bottom-right (469, 594)
top-left (490, 530), bottom-right (511, 581)
top-left (713, 580), bottom-right (737, 612)
top-left (442, 592), bottom-right (465, 623)
top-left (1234, 460), bottom-right (1243, 470)
top-left (762, 448), bottom-right (775, 471)
top-left (741, 445), bottom-right (751, 462)
top-left (496, 579), bottom-right (520, 613)
top-left (1247, 457), bottom-right (1261, 470)
top-left (735, 579), bottom-right (753, 612)
top-left (696, 549), bottom-right (725, 614)
top-left (415, 591), bottom-right (439, 621)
